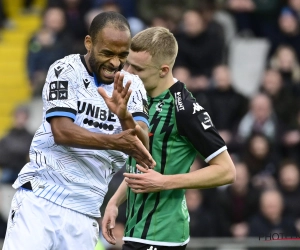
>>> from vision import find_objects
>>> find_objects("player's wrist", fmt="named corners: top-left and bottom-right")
top-left (118, 111), bottom-right (132, 121)
top-left (163, 174), bottom-right (179, 190)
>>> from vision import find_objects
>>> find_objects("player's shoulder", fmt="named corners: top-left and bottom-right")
top-left (121, 69), bottom-right (143, 89)
top-left (169, 80), bottom-right (203, 115)
top-left (49, 54), bottom-right (81, 77)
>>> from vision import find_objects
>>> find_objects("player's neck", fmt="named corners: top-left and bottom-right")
top-left (148, 74), bottom-right (175, 98)
top-left (84, 54), bottom-right (93, 74)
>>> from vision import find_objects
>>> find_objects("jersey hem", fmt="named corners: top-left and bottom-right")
top-left (205, 145), bottom-right (227, 163)
top-left (122, 237), bottom-right (190, 246)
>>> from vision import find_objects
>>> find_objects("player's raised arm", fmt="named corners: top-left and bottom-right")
top-left (98, 71), bottom-right (150, 150)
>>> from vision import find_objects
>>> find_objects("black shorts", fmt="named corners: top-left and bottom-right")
top-left (122, 241), bottom-right (187, 250)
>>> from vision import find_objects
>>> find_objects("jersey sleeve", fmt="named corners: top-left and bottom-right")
top-left (175, 90), bottom-right (227, 163)
top-left (43, 60), bottom-right (78, 123)
top-left (123, 73), bottom-right (149, 127)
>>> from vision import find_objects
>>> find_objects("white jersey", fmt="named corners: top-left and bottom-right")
top-left (13, 54), bottom-right (148, 218)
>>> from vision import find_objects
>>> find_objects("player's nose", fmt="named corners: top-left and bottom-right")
top-left (109, 56), bottom-right (121, 68)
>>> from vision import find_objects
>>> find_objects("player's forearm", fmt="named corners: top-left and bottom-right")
top-left (108, 180), bottom-right (128, 207)
top-left (51, 117), bottom-right (122, 150)
top-left (164, 163), bottom-right (235, 190)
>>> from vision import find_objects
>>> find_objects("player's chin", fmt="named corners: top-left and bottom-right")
top-left (101, 68), bottom-right (117, 82)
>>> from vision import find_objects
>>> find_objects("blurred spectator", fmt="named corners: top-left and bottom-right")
top-left (248, 189), bottom-right (299, 237)
top-left (226, 0), bottom-right (256, 35)
top-left (214, 3), bottom-right (237, 44)
top-left (0, 0), bottom-right (7, 29)
top-left (207, 65), bottom-right (248, 150)
top-left (278, 160), bottom-right (300, 235)
top-left (98, 0), bottom-right (145, 36)
top-left (226, 0), bottom-right (282, 38)
top-left (174, 8), bottom-right (225, 93)
top-left (84, 1), bottom-right (145, 36)
top-left (0, 105), bottom-right (33, 184)
top-left (281, 109), bottom-right (300, 164)
top-left (197, 0), bottom-right (225, 40)
top-left (0, 0), bottom-right (14, 30)
top-left (92, 0), bottom-right (137, 18)
top-left (278, 160), bottom-right (300, 219)
top-left (288, 0), bottom-right (300, 21)
top-left (26, 7), bottom-right (73, 96)
top-left (186, 189), bottom-right (217, 237)
top-left (21, 0), bottom-right (36, 14)
top-left (267, 7), bottom-right (300, 62)
top-left (217, 162), bottom-right (260, 238)
top-left (47, 0), bottom-right (92, 53)
top-left (241, 133), bottom-right (279, 189)
top-left (136, 0), bottom-right (193, 26)
top-left (236, 93), bottom-right (279, 144)
top-left (260, 68), bottom-right (297, 129)
top-left (269, 45), bottom-right (300, 90)
top-left (150, 5), bottom-right (182, 34)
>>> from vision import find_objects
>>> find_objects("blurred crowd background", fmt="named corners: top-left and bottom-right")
top-left (1, 0), bottom-right (300, 248)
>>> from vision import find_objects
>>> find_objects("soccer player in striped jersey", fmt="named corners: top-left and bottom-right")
top-left (101, 27), bottom-right (236, 250)
top-left (3, 12), bottom-right (155, 250)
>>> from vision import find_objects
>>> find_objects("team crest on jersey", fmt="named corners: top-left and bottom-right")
top-left (156, 100), bottom-right (164, 112)
top-left (175, 92), bottom-right (185, 111)
top-left (49, 81), bottom-right (68, 100)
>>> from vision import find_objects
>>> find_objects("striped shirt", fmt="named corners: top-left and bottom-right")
top-left (13, 54), bottom-right (148, 218)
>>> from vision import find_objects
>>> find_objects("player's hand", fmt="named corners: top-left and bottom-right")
top-left (101, 204), bottom-right (118, 245)
top-left (124, 165), bottom-right (165, 193)
top-left (117, 126), bottom-right (156, 169)
top-left (98, 72), bottom-right (132, 120)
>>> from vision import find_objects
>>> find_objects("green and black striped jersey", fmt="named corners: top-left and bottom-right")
top-left (124, 81), bottom-right (227, 246)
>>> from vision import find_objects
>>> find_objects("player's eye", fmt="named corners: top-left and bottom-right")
top-left (118, 53), bottom-right (128, 59)
top-left (100, 52), bottom-right (113, 57)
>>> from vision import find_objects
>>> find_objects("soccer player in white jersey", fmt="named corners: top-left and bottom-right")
top-left (3, 12), bottom-right (155, 250)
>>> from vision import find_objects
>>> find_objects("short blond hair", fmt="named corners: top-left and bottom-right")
top-left (131, 27), bottom-right (178, 67)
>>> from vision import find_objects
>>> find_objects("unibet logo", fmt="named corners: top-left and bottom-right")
top-left (78, 101), bottom-right (116, 122)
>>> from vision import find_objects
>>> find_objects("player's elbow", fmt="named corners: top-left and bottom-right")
top-left (51, 123), bottom-right (71, 146)
top-left (52, 127), bottom-right (70, 145)
top-left (224, 163), bottom-right (236, 184)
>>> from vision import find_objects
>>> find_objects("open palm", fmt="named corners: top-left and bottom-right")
top-left (98, 72), bottom-right (132, 120)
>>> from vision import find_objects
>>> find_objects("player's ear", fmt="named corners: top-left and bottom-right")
top-left (159, 65), bottom-right (170, 78)
top-left (84, 35), bottom-right (92, 53)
